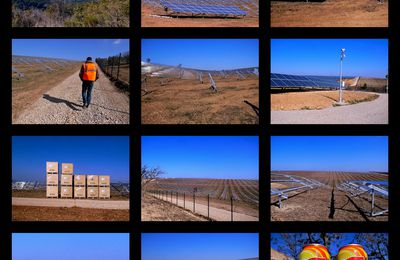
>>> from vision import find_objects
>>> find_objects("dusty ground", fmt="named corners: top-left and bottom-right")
top-left (271, 90), bottom-right (378, 110)
top-left (12, 190), bottom-right (129, 201)
top-left (142, 194), bottom-right (207, 221)
top-left (13, 205), bottom-right (129, 221)
top-left (142, 5), bottom-right (258, 27)
top-left (13, 69), bottom-right (130, 124)
top-left (142, 76), bottom-right (259, 124)
top-left (271, 0), bottom-right (388, 27)
top-left (12, 63), bottom-right (80, 120)
top-left (271, 93), bottom-right (388, 124)
top-left (271, 171), bottom-right (388, 221)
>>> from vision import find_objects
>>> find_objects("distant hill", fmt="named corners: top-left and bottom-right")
top-left (12, 0), bottom-right (129, 27)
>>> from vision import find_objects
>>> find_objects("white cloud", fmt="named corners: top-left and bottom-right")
top-left (113, 39), bottom-right (122, 45)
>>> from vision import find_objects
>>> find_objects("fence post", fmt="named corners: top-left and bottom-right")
top-left (106, 57), bottom-right (109, 74)
top-left (208, 194), bottom-right (210, 218)
top-left (184, 193), bottom-right (185, 209)
top-left (231, 196), bottom-right (233, 221)
top-left (110, 56), bottom-right (114, 78)
top-left (193, 193), bottom-right (195, 212)
top-left (176, 192), bottom-right (178, 205)
top-left (116, 53), bottom-right (121, 81)
top-left (170, 191), bottom-right (172, 203)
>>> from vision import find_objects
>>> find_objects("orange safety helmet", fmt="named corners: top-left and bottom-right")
top-left (337, 244), bottom-right (368, 260)
top-left (299, 244), bottom-right (331, 260)
top-left (82, 62), bottom-right (97, 81)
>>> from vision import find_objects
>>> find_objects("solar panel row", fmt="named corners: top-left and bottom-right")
top-left (161, 1), bottom-right (247, 16)
top-left (271, 73), bottom-right (340, 88)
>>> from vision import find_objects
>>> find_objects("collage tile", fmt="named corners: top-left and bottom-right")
top-left (1, 0), bottom-right (394, 259)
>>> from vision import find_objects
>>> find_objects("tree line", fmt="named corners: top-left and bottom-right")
top-left (12, 0), bottom-right (129, 27)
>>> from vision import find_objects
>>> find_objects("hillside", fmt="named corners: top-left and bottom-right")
top-left (13, 0), bottom-right (91, 9)
top-left (271, 249), bottom-right (294, 260)
top-left (12, 0), bottom-right (129, 27)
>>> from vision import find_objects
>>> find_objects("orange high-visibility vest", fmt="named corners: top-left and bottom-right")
top-left (82, 62), bottom-right (97, 81)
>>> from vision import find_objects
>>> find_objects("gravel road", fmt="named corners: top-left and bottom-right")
top-left (12, 197), bottom-right (129, 210)
top-left (271, 94), bottom-right (388, 124)
top-left (14, 70), bottom-right (129, 124)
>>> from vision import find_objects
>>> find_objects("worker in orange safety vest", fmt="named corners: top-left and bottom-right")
top-left (79, 57), bottom-right (99, 108)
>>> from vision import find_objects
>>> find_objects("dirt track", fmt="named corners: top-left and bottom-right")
top-left (14, 70), bottom-right (129, 124)
top-left (271, 93), bottom-right (388, 124)
top-left (271, 0), bottom-right (388, 27)
top-left (12, 197), bottom-right (130, 210)
top-left (148, 193), bottom-right (258, 221)
top-left (142, 194), bottom-right (207, 221)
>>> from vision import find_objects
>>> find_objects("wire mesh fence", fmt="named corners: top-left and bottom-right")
top-left (148, 189), bottom-right (258, 221)
top-left (96, 52), bottom-right (130, 91)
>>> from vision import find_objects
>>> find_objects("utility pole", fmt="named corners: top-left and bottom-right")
top-left (339, 48), bottom-right (346, 104)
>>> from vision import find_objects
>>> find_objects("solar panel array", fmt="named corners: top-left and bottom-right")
top-left (271, 73), bottom-right (340, 88)
top-left (161, 1), bottom-right (247, 16)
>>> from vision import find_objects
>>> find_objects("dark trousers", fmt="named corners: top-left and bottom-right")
top-left (82, 81), bottom-right (94, 105)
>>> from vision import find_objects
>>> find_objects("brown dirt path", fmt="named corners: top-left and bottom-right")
top-left (14, 69), bottom-right (129, 124)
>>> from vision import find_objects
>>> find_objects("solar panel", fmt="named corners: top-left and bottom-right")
top-left (161, 1), bottom-right (247, 16)
top-left (271, 73), bottom-right (340, 88)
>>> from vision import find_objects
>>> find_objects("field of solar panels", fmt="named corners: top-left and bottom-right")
top-left (271, 0), bottom-right (388, 27)
top-left (142, 63), bottom-right (259, 124)
top-left (271, 171), bottom-right (388, 221)
top-left (12, 55), bottom-right (81, 121)
top-left (142, 0), bottom-right (259, 27)
top-left (144, 178), bottom-right (259, 221)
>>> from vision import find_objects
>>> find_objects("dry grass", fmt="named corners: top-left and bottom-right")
top-left (271, 0), bottom-right (388, 27)
top-left (271, 90), bottom-right (379, 111)
top-left (13, 205), bottom-right (129, 221)
top-left (12, 62), bottom-right (81, 121)
top-left (142, 5), bottom-right (258, 27)
top-left (142, 76), bottom-right (259, 124)
top-left (141, 194), bottom-right (207, 221)
top-left (117, 64), bottom-right (129, 85)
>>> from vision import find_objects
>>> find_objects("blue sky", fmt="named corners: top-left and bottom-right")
top-left (13, 233), bottom-right (129, 260)
top-left (12, 39), bottom-right (129, 61)
top-left (142, 136), bottom-right (258, 179)
top-left (271, 136), bottom-right (388, 172)
top-left (271, 233), bottom-right (388, 259)
top-left (142, 39), bottom-right (259, 70)
top-left (271, 39), bottom-right (388, 78)
top-left (12, 136), bottom-right (130, 182)
top-left (142, 233), bottom-right (258, 260)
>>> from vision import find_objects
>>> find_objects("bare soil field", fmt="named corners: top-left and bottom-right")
top-left (145, 178), bottom-right (259, 220)
top-left (12, 62), bottom-right (81, 120)
top-left (271, 171), bottom-right (388, 221)
top-left (271, 90), bottom-right (378, 111)
top-left (142, 5), bottom-right (258, 27)
top-left (271, 0), bottom-right (388, 27)
top-left (142, 194), bottom-right (207, 221)
top-left (13, 205), bottom-right (129, 221)
top-left (142, 76), bottom-right (259, 124)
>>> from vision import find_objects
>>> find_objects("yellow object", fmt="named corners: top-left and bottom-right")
top-left (337, 244), bottom-right (368, 260)
top-left (299, 244), bottom-right (331, 260)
